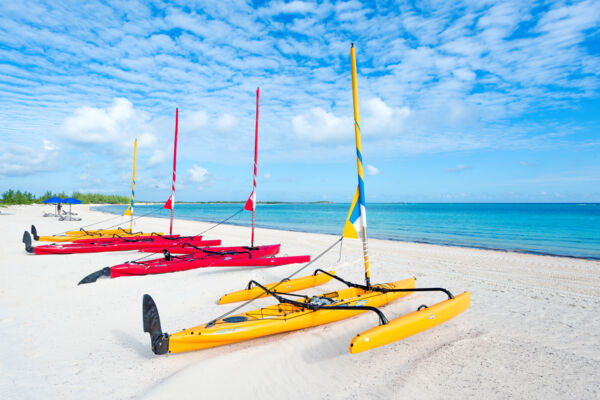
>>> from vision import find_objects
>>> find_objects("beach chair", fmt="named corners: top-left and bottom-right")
top-left (59, 215), bottom-right (82, 222)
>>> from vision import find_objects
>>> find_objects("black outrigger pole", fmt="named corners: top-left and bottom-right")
top-left (311, 269), bottom-right (455, 299)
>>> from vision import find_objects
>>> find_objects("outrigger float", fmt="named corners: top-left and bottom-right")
top-left (142, 44), bottom-right (470, 355)
top-left (78, 89), bottom-right (310, 284)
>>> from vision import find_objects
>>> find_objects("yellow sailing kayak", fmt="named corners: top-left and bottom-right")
top-left (31, 225), bottom-right (162, 242)
top-left (146, 278), bottom-right (416, 354)
top-left (36, 232), bottom-right (164, 242)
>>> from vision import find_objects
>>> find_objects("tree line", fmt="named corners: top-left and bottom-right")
top-left (0, 190), bottom-right (128, 205)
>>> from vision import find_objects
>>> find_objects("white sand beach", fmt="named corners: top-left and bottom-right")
top-left (1, 204), bottom-right (599, 399)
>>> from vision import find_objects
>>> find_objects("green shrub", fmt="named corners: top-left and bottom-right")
top-left (0, 190), bottom-right (128, 205)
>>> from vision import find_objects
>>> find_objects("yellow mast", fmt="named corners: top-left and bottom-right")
top-left (123, 139), bottom-right (137, 231)
top-left (343, 44), bottom-right (371, 287)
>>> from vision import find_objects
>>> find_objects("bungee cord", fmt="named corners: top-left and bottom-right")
top-left (205, 236), bottom-right (344, 327)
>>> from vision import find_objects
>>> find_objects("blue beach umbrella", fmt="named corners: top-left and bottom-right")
top-left (62, 197), bottom-right (82, 217)
top-left (42, 196), bottom-right (64, 216)
top-left (43, 197), bottom-right (64, 204)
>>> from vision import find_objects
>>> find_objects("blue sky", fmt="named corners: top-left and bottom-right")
top-left (0, 0), bottom-right (598, 202)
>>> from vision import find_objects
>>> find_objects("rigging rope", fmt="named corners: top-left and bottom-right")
top-left (122, 206), bottom-right (246, 263)
top-left (206, 236), bottom-right (344, 327)
top-left (48, 205), bottom-right (166, 238)
top-left (195, 207), bottom-right (244, 236)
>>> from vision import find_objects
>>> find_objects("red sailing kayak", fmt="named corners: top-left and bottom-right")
top-left (78, 244), bottom-right (311, 284)
top-left (69, 234), bottom-right (181, 244)
top-left (23, 231), bottom-right (221, 255)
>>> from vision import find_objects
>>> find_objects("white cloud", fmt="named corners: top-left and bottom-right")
top-left (147, 149), bottom-right (169, 167)
top-left (182, 110), bottom-right (209, 134)
top-left (42, 139), bottom-right (58, 151)
top-left (362, 98), bottom-right (412, 137)
top-left (0, 141), bottom-right (60, 177)
top-left (61, 98), bottom-right (155, 145)
top-left (215, 113), bottom-right (238, 133)
top-left (292, 98), bottom-right (411, 143)
top-left (292, 107), bottom-right (351, 143)
top-left (265, 1), bottom-right (314, 15)
top-left (188, 164), bottom-right (209, 183)
top-left (366, 164), bottom-right (379, 175)
top-left (453, 68), bottom-right (476, 81)
top-left (264, 172), bottom-right (271, 179)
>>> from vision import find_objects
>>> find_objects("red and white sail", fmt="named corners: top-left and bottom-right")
top-left (164, 108), bottom-right (178, 235)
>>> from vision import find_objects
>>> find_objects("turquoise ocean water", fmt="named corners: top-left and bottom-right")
top-left (95, 203), bottom-right (600, 260)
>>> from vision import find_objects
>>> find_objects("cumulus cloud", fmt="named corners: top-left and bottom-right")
top-left (1, 0), bottom-right (598, 199)
top-left (264, 1), bottom-right (315, 15)
top-left (182, 110), bottom-right (209, 134)
top-left (61, 98), bottom-right (155, 145)
top-left (362, 98), bottom-right (411, 136)
top-left (215, 113), bottom-right (238, 133)
top-left (366, 164), bottom-right (379, 175)
top-left (292, 107), bottom-right (351, 143)
top-left (188, 164), bottom-right (209, 183)
top-left (0, 141), bottom-right (60, 176)
top-left (147, 149), bottom-right (169, 167)
top-left (293, 98), bottom-right (411, 143)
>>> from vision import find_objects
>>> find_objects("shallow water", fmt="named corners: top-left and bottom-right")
top-left (96, 203), bottom-right (600, 259)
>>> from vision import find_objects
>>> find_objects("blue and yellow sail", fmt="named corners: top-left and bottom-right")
top-left (123, 139), bottom-right (137, 230)
top-left (343, 44), bottom-right (371, 287)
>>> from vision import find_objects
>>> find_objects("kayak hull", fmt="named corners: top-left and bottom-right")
top-left (167, 278), bottom-right (416, 353)
top-left (32, 237), bottom-right (218, 255)
top-left (110, 244), bottom-right (282, 277)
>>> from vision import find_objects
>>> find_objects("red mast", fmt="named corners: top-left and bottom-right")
top-left (244, 88), bottom-right (259, 247)
top-left (164, 108), bottom-right (178, 236)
